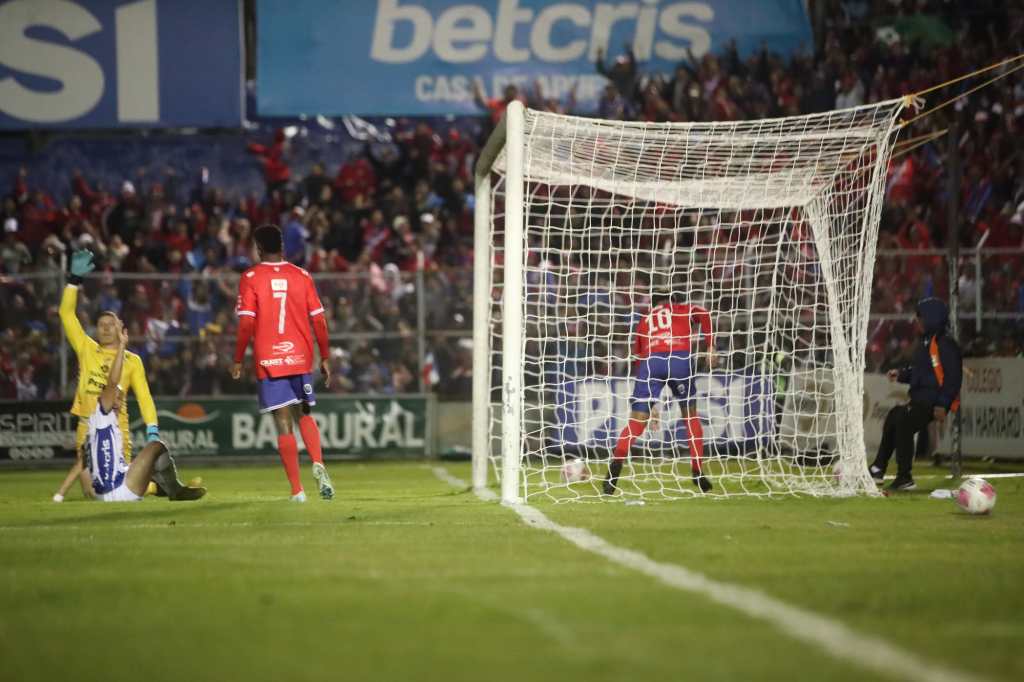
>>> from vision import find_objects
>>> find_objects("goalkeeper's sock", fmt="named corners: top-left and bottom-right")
top-left (613, 418), bottom-right (646, 459)
top-left (685, 415), bottom-right (704, 475)
top-left (298, 415), bottom-right (324, 465)
top-left (277, 434), bottom-right (303, 495)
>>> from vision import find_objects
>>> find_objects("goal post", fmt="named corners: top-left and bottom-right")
top-left (473, 101), bottom-right (527, 503)
top-left (474, 99), bottom-right (905, 503)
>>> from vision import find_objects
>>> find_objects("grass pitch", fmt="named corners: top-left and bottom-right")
top-left (0, 462), bottom-right (1021, 682)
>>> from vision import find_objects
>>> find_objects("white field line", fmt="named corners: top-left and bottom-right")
top-left (892, 472), bottom-right (1024, 480)
top-left (431, 467), bottom-right (989, 682)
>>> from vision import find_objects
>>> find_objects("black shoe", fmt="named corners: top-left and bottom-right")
top-left (887, 477), bottom-right (916, 492)
top-left (603, 459), bottom-right (623, 496)
top-left (170, 486), bottom-right (207, 501)
top-left (692, 474), bottom-right (713, 493)
top-left (154, 481), bottom-right (169, 497)
top-left (868, 464), bottom-right (885, 482)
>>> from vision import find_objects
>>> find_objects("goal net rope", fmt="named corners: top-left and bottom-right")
top-left (474, 99), bottom-right (906, 503)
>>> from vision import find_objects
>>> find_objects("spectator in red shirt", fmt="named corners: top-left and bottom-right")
top-left (247, 129), bottom-right (291, 196)
top-left (361, 210), bottom-right (393, 263)
top-left (334, 154), bottom-right (377, 205)
top-left (473, 83), bottom-right (525, 125)
top-left (19, 190), bottom-right (57, 248)
top-left (67, 169), bottom-right (97, 209)
top-left (165, 219), bottom-right (193, 255)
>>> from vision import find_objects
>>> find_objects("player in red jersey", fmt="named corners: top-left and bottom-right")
top-left (604, 292), bottom-right (716, 495)
top-left (232, 224), bottom-right (334, 501)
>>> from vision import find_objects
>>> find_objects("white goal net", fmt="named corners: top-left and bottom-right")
top-left (473, 100), bottom-right (906, 503)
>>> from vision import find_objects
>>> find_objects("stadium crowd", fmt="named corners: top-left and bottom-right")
top-left (1, 0), bottom-right (1021, 401)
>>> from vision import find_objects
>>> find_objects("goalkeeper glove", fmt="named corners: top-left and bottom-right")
top-left (146, 425), bottom-right (160, 443)
top-left (68, 249), bottom-right (95, 285)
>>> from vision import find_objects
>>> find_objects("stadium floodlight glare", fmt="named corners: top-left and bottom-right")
top-left (474, 99), bottom-right (906, 504)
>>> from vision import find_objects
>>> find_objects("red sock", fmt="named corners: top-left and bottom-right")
top-left (298, 415), bottom-right (323, 465)
top-left (614, 418), bottom-right (647, 459)
top-left (277, 434), bottom-right (303, 495)
top-left (686, 415), bottom-right (704, 474)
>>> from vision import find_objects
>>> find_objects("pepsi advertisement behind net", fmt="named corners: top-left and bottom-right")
top-left (257, 0), bottom-right (812, 116)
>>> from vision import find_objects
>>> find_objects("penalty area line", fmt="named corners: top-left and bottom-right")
top-left (430, 467), bottom-right (988, 682)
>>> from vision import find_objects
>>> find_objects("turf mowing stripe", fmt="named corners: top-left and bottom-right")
top-left (431, 467), bottom-right (989, 682)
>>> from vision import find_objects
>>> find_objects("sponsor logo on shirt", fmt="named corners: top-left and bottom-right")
top-left (260, 358), bottom-right (283, 367)
top-left (272, 341), bottom-right (295, 354)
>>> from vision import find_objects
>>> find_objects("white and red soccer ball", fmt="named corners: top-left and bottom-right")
top-left (561, 458), bottom-right (590, 483)
top-left (955, 477), bottom-right (997, 515)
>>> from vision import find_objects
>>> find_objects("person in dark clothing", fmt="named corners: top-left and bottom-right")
top-left (869, 298), bottom-right (962, 491)
top-left (595, 44), bottom-right (639, 102)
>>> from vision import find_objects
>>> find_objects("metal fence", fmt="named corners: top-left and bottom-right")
top-left (2, 248), bottom-right (1020, 401)
top-left (873, 246), bottom-right (1024, 331)
top-left (2, 266), bottom-right (475, 401)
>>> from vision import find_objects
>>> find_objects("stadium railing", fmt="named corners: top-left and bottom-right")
top-left (3, 248), bottom-right (1019, 401)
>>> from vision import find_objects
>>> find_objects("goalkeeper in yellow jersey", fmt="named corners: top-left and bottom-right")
top-left (51, 250), bottom-right (162, 502)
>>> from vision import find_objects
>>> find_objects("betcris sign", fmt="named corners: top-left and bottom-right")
top-left (0, 0), bottom-right (242, 129)
top-left (555, 374), bottom-right (774, 452)
top-left (257, 0), bottom-right (811, 116)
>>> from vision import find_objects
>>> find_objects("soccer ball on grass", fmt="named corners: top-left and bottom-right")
top-left (561, 458), bottom-right (590, 483)
top-left (955, 477), bottom-right (997, 515)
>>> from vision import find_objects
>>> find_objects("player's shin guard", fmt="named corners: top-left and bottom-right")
top-left (298, 415), bottom-right (323, 465)
top-left (277, 434), bottom-right (303, 495)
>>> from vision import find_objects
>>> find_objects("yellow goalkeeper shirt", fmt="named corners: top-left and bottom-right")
top-left (60, 285), bottom-right (157, 454)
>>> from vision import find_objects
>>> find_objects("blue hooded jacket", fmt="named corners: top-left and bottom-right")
top-left (897, 298), bottom-right (962, 409)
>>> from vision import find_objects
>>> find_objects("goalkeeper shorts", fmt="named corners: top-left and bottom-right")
top-left (630, 352), bottom-right (694, 411)
top-left (258, 373), bottom-right (316, 414)
top-left (98, 484), bottom-right (144, 503)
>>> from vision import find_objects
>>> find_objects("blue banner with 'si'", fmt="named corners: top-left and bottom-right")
top-left (0, 0), bottom-right (242, 129)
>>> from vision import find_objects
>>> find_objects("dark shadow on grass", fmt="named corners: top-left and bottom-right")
top-left (10, 501), bottom-right (251, 528)
top-left (949, 511), bottom-right (995, 520)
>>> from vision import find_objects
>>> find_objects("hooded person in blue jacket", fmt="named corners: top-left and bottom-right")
top-left (869, 297), bottom-right (962, 491)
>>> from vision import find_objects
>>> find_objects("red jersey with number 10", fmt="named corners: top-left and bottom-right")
top-left (633, 303), bottom-right (713, 358)
top-left (236, 261), bottom-right (326, 379)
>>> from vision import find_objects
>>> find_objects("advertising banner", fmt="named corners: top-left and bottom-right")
top-left (0, 401), bottom-right (78, 461)
top-left (554, 373), bottom-right (774, 453)
top-left (0, 0), bottom-right (242, 129)
top-left (863, 358), bottom-right (1024, 460)
top-left (777, 368), bottom-right (838, 455)
top-left (257, 0), bottom-right (812, 116)
top-left (0, 396), bottom-right (433, 460)
top-left (943, 359), bottom-right (1024, 458)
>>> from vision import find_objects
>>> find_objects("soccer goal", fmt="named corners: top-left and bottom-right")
top-left (473, 100), bottom-right (906, 504)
